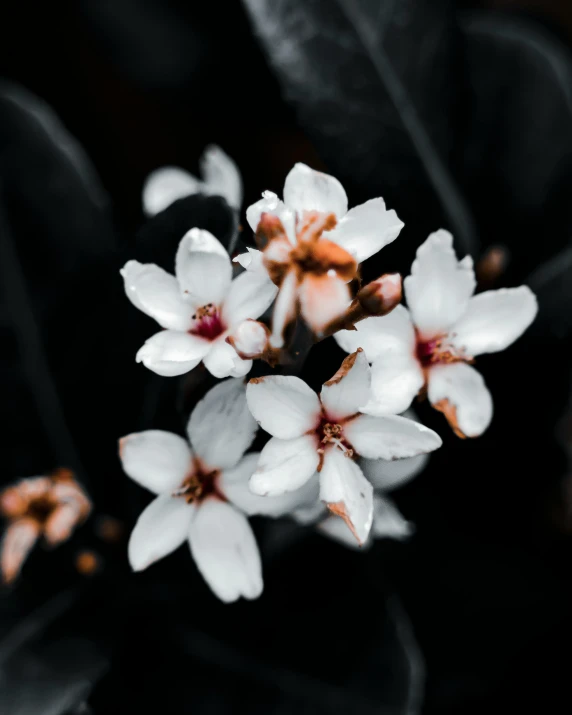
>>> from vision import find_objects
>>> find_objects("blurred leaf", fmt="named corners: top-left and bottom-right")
top-left (459, 13), bottom-right (572, 276)
top-left (241, 0), bottom-right (477, 257)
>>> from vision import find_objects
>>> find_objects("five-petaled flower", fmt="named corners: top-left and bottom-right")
top-left (246, 349), bottom-right (441, 544)
top-left (0, 469), bottom-right (91, 584)
top-left (335, 230), bottom-right (538, 437)
top-left (121, 228), bottom-right (277, 378)
top-left (242, 163), bottom-right (404, 347)
top-left (119, 378), bottom-right (317, 603)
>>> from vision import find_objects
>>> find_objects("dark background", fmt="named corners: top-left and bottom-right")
top-left (1, 1), bottom-right (572, 713)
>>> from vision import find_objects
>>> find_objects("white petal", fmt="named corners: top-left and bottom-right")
top-left (334, 304), bottom-right (416, 361)
top-left (291, 494), bottom-right (327, 525)
top-left (119, 430), bottom-right (192, 494)
top-left (319, 449), bottom-right (373, 545)
top-left (363, 349), bottom-right (424, 416)
top-left (121, 260), bottom-right (193, 331)
top-left (189, 499), bottom-right (262, 603)
top-left (200, 144), bottom-right (243, 210)
top-left (222, 270), bottom-right (278, 327)
top-left (128, 495), bottom-right (192, 571)
top-left (142, 166), bottom-right (200, 217)
top-left (136, 330), bottom-right (209, 377)
top-left (220, 453), bottom-right (320, 517)
top-left (233, 248), bottom-right (269, 276)
top-left (269, 269), bottom-right (298, 348)
top-left (175, 228), bottom-right (232, 306)
top-left (361, 452), bottom-right (429, 491)
top-left (320, 349), bottom-right (371, 421)
top-left (427, 362), bottom-right (493, 438)
top-left (404, 230), bottom-right (476, 338)
top-left (449, 286), bottom-right (538, 357)
top-left (246, 375), bottom-right (321, 439)
top-left (188, 378), bottom-right (257, 470)
top-left (344, 413), bottom-right (442, 460)
top-left (249, 435), bottom-right (320, 496)
top-left (201, 337), bottom-right (250, 379)
top-left (283, 163), bottom-right (348, 218)
top-left (324, 198), bottom-right (404, 263)
top-left (299, 273), bottom-right (352, 336)
top-left (371, 495), bottom-right (414, 540)
top-left (246, 190), bottom-right (296, 243)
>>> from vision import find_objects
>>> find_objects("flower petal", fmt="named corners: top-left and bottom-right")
top-left (283, 163), bottom-right (348, 218)
top-left (175, 228), bottom-right (232, 306)
top-left (119, 430), bottom-right (192, 494)
top-left (201, 337), bottom-right (251, 379)
top-left (319, 449), bottom-right (373, 545)
top-left (121, 261), bottom-right (193, 331)
top-left (320, 349), bottom-right (371, 421)
top-left (249, 435), bottom-right (320, 497)
top-left (360, 452), bottom-right (429, 491)
top-left (200, 144), bottom-right (243, 210)
top-left (291, 497), bottom-right (327, 525)
top-left (189, 498), bottom-right (263, 603)
top-left (1, 518), bottom-right (40, 584)
top-left (136, 330), bottom-right (210, 377)
top-left (128, 495), bottom-right (192, 571)
top-left (363, 349), bottom-right (424, 416)
top-left (233, 247), bottom-right (267, 275)
top-left (449, 286), bottom-right (538, 357)
top-left (188, 378), bottom-right (257, 470)
top-left (222, 270), bottom-right (278, 327)
top-left (344, 413), bottom-right (442, 460)
top-left (371, 495), bottom-right (414, 540)
top-left (324, 198), bottom-right (404, 262)
top-left (299, 273), bottom-right (352, 336)
top-left (142, 166), bottom-right (200, 217)
top-left (220, 453), bottom-right (320, 517)
top-left (269, 269), bottom-right (298, 348)
top-left (428, 362), bottom-right (493, 438)
top-left (404, 230), bottom-right (476, 338)
top-left (334, 304), bottom-right (416, 361)
top-left (317, 514), bottom-right (368, 551)
top-left (246, 190), bottom-right (296, 243)
top-left (246, 375), bottom-right (321, 439)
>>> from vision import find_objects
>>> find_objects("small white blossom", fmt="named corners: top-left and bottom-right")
top-left (335, 230), bottom-right (538, 437)
top-left (142, 144), bottom-right (243, 216)
top-left (121, 228), bottom-right (277, 378)
top-left (239, 163), bottom-right (404, 347)
top-left (246, 350), bottom-right (441, 544)
top-left (119, 379), bottom-right (317, 603)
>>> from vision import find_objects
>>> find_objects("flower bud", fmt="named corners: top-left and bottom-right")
top-left (227, 319), bottom-right (270, 358)
top-left (357, 273), bottom-right (402, 316)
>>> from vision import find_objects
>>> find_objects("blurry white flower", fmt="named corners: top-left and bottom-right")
top-left (335, 230), bottom-right (538, 437)
top-left (246, 350), bottom-right (441, 544)
top-left (119, 379), bottom-right (316, 603)
top-left (240, 163), bottom-right (404, 347)
top-left (121, 228), bottom-right (277, 378)
top-left (0, 469), bottom-right (91, 584)
top-left (142, 144), bottom-right (243, 216)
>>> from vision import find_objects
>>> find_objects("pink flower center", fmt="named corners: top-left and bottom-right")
top-left (415, 333), bottom-right (471, 368)
top-left (315, 415), bottom-right (354, 470)
top-left (189, 303), bottom-right (226, 341)
top-left (172, 460), bottom-right (224, 504)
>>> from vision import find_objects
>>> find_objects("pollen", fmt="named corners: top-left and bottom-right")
top-left (319, 421), bottom-right (354, 458)
top-left (189, 303), bottom-right (226, 341)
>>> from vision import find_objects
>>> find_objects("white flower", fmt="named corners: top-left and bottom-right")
top-left (240, 163), bottom-right (404, 347)
top-left (335, 230), bottom-right (538, 437)
top-left (294, 410), bottom-right (428, 549)
top-left (121, 228), bottom-right (277, 378)
top-left (246, 350), bottom-right (441, 544)
top-left (142, 145), bottom-right (243, 216)
top-left (119, 379), bottom-right (316, 603)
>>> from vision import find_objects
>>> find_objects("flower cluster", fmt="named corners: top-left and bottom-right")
top-left (117, 154), bottom-right (538, 602)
